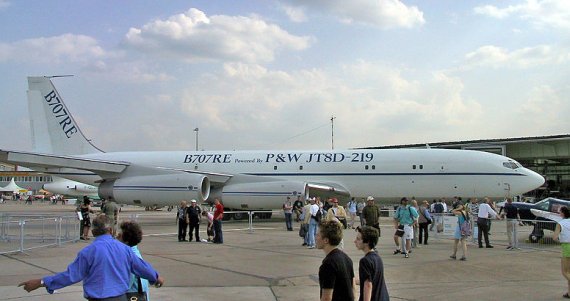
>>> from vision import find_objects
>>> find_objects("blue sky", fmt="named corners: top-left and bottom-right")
top-left (0, 0), bottom-right (569, 152)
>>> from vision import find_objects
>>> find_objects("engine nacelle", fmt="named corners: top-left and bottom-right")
top-left (215, 180), bottom-right (307, 210)
top-left (99, 173), bottom-right (210, 206)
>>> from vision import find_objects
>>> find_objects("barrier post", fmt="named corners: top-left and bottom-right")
top-left (248, 211), bottom-right (254, 233)
top-left (18, 219), bottom-right (25, 254)
top-left (57, 217), bottom-right (62, 247)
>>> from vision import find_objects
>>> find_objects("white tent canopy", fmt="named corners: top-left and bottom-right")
top-left (2, 178), bottom-right (27, 193)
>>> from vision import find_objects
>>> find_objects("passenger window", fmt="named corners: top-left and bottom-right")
top-left (372, 165), bottom-right (376, 170)
top-left (274, 166), bottom-right (277, 170)
top-left (365, 165), bottom-right (369, 170)
top-left (299, 166), bottom-right (303, 170)
top-left (419, 165), bottom-right (423, 169)
top-left (413, 165), bottom-right (416, 170)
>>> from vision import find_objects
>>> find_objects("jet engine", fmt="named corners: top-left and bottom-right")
top-left (215, 180), bottom-right (307, 210)
top-left (99, 173), bottom-right (210, 206)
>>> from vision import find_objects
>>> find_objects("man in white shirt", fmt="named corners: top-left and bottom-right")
top-left (477, 197), bottom-right (502, 248)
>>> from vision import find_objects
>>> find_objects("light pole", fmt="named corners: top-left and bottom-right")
top-left (330, 116), bottom-right (336, 150)
top-left (194, 128), bottom-right (199, 151)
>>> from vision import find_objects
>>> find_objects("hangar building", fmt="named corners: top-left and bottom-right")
top-left (364, 134), bottom-right (570, 200)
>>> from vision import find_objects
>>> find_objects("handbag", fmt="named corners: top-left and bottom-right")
top-left (395, 224), bottom-right (405, 237)
top-left (460, 212), bottom-right (472, 237)
top-left (298, 223), bottom-right (308, 237)
top-left (125, 276), bottom-right (147, 301)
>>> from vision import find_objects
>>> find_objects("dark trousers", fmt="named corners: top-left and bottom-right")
top-left (418, 222), bottom-right (429, 244)
top-left (477, 218), bottom-right (490, 246)
top-left (285, 213), bottom-right (293, 230)
top-left (189, 222), bottom-right (200, 241)
top-left (87, 294), bottom-right (127, 301)
top-left (213, 219), bottom-right (223, 243)
top-left (178, 220), bottom-right (188, 241)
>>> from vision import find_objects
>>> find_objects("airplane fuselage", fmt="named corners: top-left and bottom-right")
top-left (45, 148), bottom-right (544, 208)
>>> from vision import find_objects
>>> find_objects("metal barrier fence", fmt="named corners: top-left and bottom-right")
top-left (416, 212), bottom-right (560, 252)
top-left (0, 213), bottom-right (80, 255)
top-left (125, 210), bottom-right (282, 235)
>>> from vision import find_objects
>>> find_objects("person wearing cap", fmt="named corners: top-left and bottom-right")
top-left (283, 196), bottom-right (294, 231)
top-left (362, 196), bottom-right (381, 231)
top-left (393, 197), bottom-right (419, 258)
top-left (326, 198), bottom-right (348, 229)
top-left (187, 199), bottom-right (202, 242)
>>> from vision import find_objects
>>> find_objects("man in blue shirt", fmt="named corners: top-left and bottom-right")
top-left (18, 215), bottom-right (165, 300)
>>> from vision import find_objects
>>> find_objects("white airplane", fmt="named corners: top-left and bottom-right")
top-left (42, 176), bottom-right (99, 199)
top-left (0, 76), bottom-right (545, 212)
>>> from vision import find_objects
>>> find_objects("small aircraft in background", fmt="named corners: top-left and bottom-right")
top-left (499, 197), bottom-right (570, 242)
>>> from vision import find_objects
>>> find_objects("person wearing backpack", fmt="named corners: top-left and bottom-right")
top-left (432, 200), bottom-right (445, 233)
top-left (450, 204), bottom-right (470, 261)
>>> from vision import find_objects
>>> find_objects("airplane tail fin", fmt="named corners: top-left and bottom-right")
top-left (27, 76), bottom-right (102, 155)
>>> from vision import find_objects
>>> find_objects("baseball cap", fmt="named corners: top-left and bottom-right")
top-left (191, 199), bottom-right (197, 203)
top-left (366, 196), bottom-right (374, 201)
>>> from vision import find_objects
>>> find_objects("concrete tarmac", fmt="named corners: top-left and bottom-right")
top-left (0, 203), bottom-right (566, 301)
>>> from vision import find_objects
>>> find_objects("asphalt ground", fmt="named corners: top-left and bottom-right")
top-left (0, 202), bottom-right (566, 301)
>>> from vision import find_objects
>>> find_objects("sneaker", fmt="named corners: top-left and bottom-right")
top-left (307, 245), bottom-right (315, 249)
top-left (302, 243), bottom-right (307, 246)
top-left (393, 249), bottom-right (401, 255)
top-left (460, 257), bottom-right (467, 261)
top-left (506, 246), bottom-right (513, 250)
top-left (450, 255), bottom-right (456, 260)
top-left (486, 245), bottom-right (494, 248)
top-left (403, 253), bottom-right (409, 258)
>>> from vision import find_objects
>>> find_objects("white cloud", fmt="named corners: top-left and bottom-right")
top-left (0, 0), bottom-right (9, 9)
top-left (517, 85), bottom-right (570, 134)
top-left (173, 61), bottom-right (481, 150)
top-left (474, 0), bottom-right (570, 30)
top-left (0, 34), bottom-right (107, 64)
top-left (282, 0), bottom-right (425, 29)
top-left (123, 8), bottom-right (311, 64)
top-left (282, 5), bottom-right (307, 22)
top-left (463, 44), bottom-right (569, 69)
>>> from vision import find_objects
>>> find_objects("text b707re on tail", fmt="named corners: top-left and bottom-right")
top-left (0, 76), bottom-right (545, 214)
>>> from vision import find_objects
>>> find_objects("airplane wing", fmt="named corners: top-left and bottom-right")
top-left (0, 149), bottom-right (128, 174)
top-left (0, 149), bottom-right (233, 184)
top-left (530, 209), bottom-right (562, 222)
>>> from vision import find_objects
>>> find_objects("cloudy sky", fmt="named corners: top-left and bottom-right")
top-left (0, 0), bottom-right (569, 152)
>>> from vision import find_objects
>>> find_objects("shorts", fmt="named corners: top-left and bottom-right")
top-left (562, 243), bottom-right (570, 258)
top-left (403, 224), bottom-right (413, 240)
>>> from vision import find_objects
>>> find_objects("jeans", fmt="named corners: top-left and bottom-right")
top-left (308, 218), bottom-right (318, 246)
top-left (213, 219), bottom-right (223, 243)
top-left (178, 219), bottom-right (188, 241)
top-left (285, 213), bottom-right (293, 230)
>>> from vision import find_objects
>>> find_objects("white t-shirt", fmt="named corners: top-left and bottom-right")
top-left (559, 219), bottom-right (570, 243)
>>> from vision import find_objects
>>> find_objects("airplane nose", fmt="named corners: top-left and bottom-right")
top-left (525, 168), bottom-right (545, 190)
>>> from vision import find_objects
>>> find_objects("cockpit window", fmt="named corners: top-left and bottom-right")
top-left (534, 199), bottom-right (549, 211)
top-left (502, 161), bottom-right (519, 169)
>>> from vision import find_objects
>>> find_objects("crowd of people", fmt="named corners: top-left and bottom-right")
top-left (19, 193), bottom-right (570, 300)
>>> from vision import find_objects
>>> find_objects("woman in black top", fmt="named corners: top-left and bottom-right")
top-left (80, 197), bottom-right (94, 240)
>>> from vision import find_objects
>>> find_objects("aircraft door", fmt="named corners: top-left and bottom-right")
top-left (503, 182), bottom-right (511, 198)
